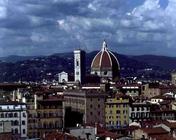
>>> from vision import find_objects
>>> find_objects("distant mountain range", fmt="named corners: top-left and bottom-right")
top-left (0, 52), bottom-right (175, 82)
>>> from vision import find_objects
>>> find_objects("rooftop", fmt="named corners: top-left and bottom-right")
top-left (0, 101), bottom-right (26, 105)
top-left (44, 131), bottom-right (78, 140)
top-left (141, 127), bottom-right (168, 135)
top-left (163, 120), bottom-right (176, 129)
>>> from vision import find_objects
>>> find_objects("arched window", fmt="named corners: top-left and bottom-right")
top-left (14, 120), bottom-right (19, 126)
top-left (9, 113), bottom-right (13, 117)
top-left (43, 123), bottom-right (47, 129)
top-left (76, 60), bottom-right (79, 66)
top-left (23, 129), bottom-right (26, 134)
top-left (14, 113), bottom-right (18, 117)
top-left (49, 122), bottom-right (53, 128)
top-left (0, 113), bottom-right (4, 118)
top-left (37, 112), bottom-right (41, 118)
top-left (55, 121), bottom-right (59, 128)
top-left (23, 112), bottom-right (26, 117)
top-left (49, 112), bottom-right (52, 117)
top-left (11, 120), bottom-right (14, 126)
top-left (5, 113), bottom-right (8, 117)
top-left (104, 71), bottom-right (107, 75)
top-left (15, 128), bottom-right (18, 134)
top-left (43, 112), bottom-right (47, 117)
top-left (22, 121), bottom-right (25, 125)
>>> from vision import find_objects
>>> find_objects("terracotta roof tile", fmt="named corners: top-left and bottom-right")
top-left (141, 127), bottom-right (168, 135)
top-left (44, 131), bottom-right (78, 140)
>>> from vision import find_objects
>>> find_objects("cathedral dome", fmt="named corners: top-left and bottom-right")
top-left (91, 41), bottom-right (120, 81)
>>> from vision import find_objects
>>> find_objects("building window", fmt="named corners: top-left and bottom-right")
top-left (90, 104), bottom-right (92, 108)
top-left (23, 129), bottom-right (26, 134)
top-left (98, 104), bottom-right (100, 108)
top-left (104, 71), bottom-right (107, 75)
top-left (141, 107), bottom-right (144, 111)
top-left (136, 112), bottom-right (140, 118)
top-left (124, 120), bottom-right (127, 125)
top-left (11, 121), bottom-right (14, 126)
top-left (90, 112), bottom-right (93, 115)
top-left (23, 113), bottom-right (26, 117)
top-left (0, 113), bottom-right (4, 118)
top-left (5, 113), bottom-right (8, 117)
top-left (22, 121), bottom-right (25, 125)
top-left (14, 113), bottom-right (18, 117)
top-left (76, 60), bottom-right (79, 66)
top-left (146, 112), bottom-right (150, 117)
top-left (141, 112), bottom-right (145, 118)
top-left (131, 113), bottom-right (135, 118)
top-left (15, 128), bottom-right (18, 134)
top-left (116, 110), bottom-right (120, 114)
top-left (76, 72), bottom-right (79, 75)
top-left (10, 113), bottom-right (13, 117)
top-left (132, 107), bottom-right (134, 111)
top-left (137, 107), bottom-right (140, 111)
top-left (14, 120), bottom-right (19, 126)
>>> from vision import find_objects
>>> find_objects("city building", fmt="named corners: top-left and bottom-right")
top-left (69, 125), bottom-right (96, 140)
top-left (25, 93), bottom-right (38, 139)
top-left (58, 71), bottom-right (68, 83)
top-left (0, 101), bottom-right (27, 140)
top-left (150, 101), bottom-right (176, 121)
top-left (74, 49), bottom-right (86, 84)
top-left (129, 102), bottom-right (151, 124)
top-left (63, 89), bottom-right (107, 127)
top-left (142, 83), bottom-right (176, 98)
top-left (119, 84), bottom-right (141, 97)
top-left (0, 121), bottom-right (11, 133)
top-left (24, 88), bottom-right (64, 139)
top-left (0, 83), bottom-right (28, 102)
top-left (105, 94), bottom-right (130, 128)
top-left (91, 41), bottom-right (120, 81)
top-left (142, 83), bottom-right (161, 98)
top-left (133, 127), bottom-right (173, 140)
top-left (0, 121), bottom-right (12, 140)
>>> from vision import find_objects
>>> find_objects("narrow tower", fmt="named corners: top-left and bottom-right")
top-left (74, 49), bottom-right (86, 84)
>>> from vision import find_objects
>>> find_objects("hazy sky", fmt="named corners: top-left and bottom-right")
top-left (1, 0), bottom-right (176, 56)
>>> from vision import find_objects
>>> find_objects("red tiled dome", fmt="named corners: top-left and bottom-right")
top-left (91, 41), bottom-right (120, 70)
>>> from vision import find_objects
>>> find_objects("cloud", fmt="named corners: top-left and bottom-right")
top-left (0, 0), bottom-right (175, 56)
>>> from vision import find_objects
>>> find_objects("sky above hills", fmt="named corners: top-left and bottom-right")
top-left (1, 0), bottom-right (176, 57)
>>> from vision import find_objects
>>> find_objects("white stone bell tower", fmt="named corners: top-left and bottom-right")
top-left (74, 49), bottom-right (85, 84)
